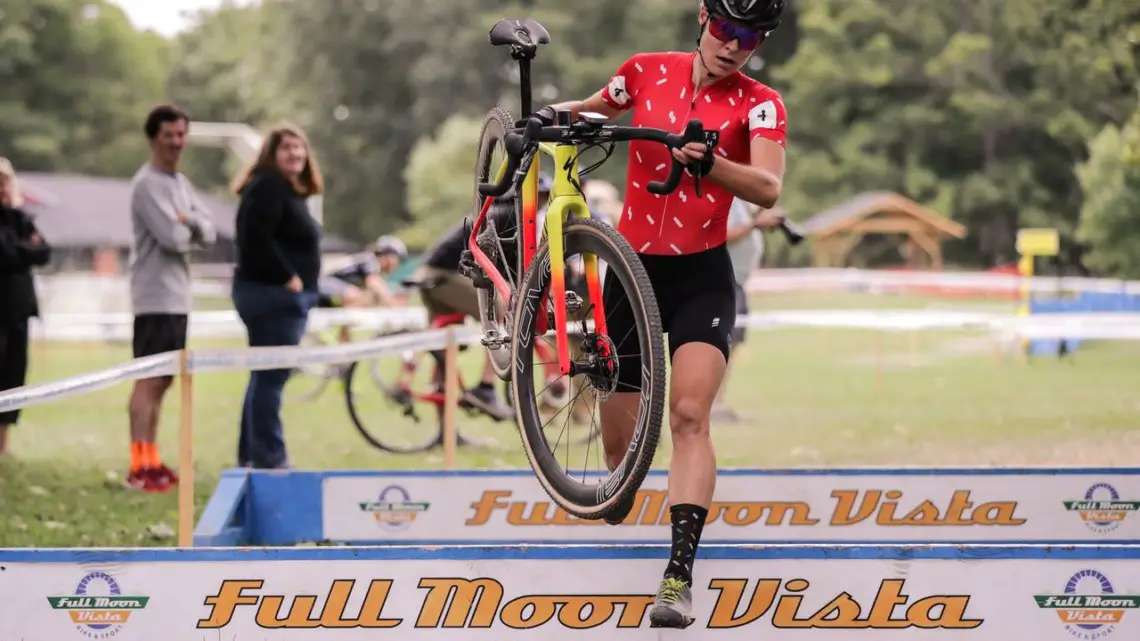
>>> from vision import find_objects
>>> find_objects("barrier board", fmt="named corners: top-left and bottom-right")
top-left (196, 468), bottom-right (1140, 546)
top-left (1, 544), bottom-right (1137, 640)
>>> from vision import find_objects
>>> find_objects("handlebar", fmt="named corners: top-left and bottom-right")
top-left (477, 114), bottom-right (805, 246)
top-left (477, 117), bottom-right (711, 199)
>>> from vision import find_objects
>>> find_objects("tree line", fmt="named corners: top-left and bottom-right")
top-left (1, 0), bottom-right (1137, 273)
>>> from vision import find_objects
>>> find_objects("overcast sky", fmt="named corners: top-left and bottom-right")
top-left (112, 0), bottom-right (255, 37)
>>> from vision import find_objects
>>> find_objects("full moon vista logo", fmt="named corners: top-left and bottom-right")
top-left (1062, 483), bottom-right (1140, 533)
top-left (1034, 569), bottom-right (1140, 639)
top-left (46, 571), bottom-right (149, 639)
top-left (358, 485), bottom-right (431, 531)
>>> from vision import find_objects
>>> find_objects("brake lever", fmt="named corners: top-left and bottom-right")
top-left (690, 130), bottom-right (719, 199)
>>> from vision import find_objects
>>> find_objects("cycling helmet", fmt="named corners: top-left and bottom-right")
top-left (373, 235), bottom-right (407, 259)
top-left (538, 172), bottom-right (554, 193)
top-left (703, 0), bottom-right (785, 33)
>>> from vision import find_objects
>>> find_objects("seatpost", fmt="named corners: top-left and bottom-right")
top-left (511, 46), bottom-right (536, 117)
top-left (517, 57), bottom-right (533, 116)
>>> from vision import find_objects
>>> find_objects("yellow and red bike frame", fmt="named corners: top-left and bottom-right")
top-left (467, 142), bottom-right (609, 376)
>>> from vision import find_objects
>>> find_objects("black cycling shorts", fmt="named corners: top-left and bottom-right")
top-left (602, 244), bottom-right (736, 392)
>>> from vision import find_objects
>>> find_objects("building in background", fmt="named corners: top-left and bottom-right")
top-left (18, 172), bottom-right (357, 316)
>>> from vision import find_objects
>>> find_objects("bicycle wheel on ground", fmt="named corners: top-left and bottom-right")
top-left (511, 217), bottom-right (665, 520)
top-left (472, 107), bottom-right (523, 381)
top-left (343, 330), bottom-right (446, 454)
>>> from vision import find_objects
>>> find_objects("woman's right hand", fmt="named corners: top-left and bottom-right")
top-left (285, 275), bottom-right (303, 292)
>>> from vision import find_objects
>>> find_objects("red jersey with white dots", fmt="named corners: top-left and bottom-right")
top-left (600, 51), bottom-right (787, 255)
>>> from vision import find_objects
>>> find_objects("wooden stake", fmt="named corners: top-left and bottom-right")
top-left (442, 328), bottom-right (459, 470)
top-left (177, 349), bottom-right (195, 547)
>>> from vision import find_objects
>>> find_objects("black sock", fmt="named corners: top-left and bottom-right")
top-left (664, 504), bottom-right (708, 587)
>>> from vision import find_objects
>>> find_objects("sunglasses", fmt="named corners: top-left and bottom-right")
top-left (707, 15), bottom-right (765, 50)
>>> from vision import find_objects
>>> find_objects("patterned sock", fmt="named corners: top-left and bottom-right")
top-left (664, 504), bottom-right (708, 587)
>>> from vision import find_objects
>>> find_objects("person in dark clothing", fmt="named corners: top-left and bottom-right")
top-left (229, 123), bottom-right (323, 469)
top-left (0, 157), bottom-right (51, 456)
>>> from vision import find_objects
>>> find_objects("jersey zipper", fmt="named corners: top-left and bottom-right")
top-left (655, 58), bottom-right (703, 251)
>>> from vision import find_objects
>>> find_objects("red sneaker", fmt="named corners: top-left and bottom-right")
top-left (125, 468), bottom-right (150, 491)
top-left (148, 464), bottom-right (179, 492)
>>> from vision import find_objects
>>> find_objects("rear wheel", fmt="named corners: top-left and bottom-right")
top-left (472, 107), bottom-right (521, 381)
top-left (511, 217), bottom-right (665, 519)
top-left (343, 330), bottom-right (445, 454)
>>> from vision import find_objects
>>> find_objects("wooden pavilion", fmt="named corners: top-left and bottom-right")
top-left (798, 191), bottom-right (967, 269)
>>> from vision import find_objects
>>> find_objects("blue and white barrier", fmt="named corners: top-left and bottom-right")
top-left (2, 544), bottom-right (1138, 639)
top-left (193, 467), bottom-right (1140, 547)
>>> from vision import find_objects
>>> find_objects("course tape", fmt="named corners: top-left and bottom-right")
top-left (744, 267), bottom-right (1140, 295)
top-left (0, 327), bottom-right (489, 413)
top-left (0, 352), bottom-right (179, 412)
top-left (6, 309), bottom-right (1140, 413)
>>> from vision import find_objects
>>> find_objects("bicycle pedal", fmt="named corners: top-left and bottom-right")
top-left (481, 329), bottom-right (510, 349)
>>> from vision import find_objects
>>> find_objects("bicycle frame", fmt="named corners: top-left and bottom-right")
top-left (467, 139), bottom-right (607, 378)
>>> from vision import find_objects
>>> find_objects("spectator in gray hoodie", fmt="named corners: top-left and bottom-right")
top-left (126, 103), bottom-right (216, 492)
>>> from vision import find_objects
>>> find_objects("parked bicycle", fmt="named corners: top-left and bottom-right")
top-left (342, 275), bottom-right (591, 453)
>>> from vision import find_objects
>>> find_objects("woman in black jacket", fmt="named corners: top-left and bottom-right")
top-left (0, 158), bottom-right (51, 456)
top-left (229, 124), bottom-right (323, 469)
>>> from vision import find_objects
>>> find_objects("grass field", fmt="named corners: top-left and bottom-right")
top-left (1, 291), bottom-right (1138, 547)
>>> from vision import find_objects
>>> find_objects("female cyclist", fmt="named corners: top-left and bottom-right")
top-left (525, 0), bottom-right (786, 628)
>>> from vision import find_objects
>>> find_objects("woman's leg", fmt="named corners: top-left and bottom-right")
top-left (231, 281), bottom-right (285, 468)
top-left (0, 322), bottom-right (29, 455)
top-left (649, 288), bottom-right (736, 629)
top-left (244, 291), bottom-right (313, 468)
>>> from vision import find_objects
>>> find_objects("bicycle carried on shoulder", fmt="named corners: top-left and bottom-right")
top-left (460, 18), bottom-right (707, 519)
top-left (465, 18), bottom-right (804, 519)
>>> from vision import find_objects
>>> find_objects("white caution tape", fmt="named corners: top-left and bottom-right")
top-left (0, 327), bottom-right (486, 413)
top-left (6, 308), bottom-right (1140, 413)
top-left (0, 352), bottom-right (180, 413)
top-left (745, 267), bottom-right (1140, 296)
top-left (187, 327), bottom-right (482, 374)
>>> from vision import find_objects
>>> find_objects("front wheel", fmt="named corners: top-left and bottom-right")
top-left (511, 217), bottom-right (665, 520)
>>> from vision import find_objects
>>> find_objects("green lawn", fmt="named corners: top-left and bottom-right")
top-left (1, 292), bottom-right (1137, 547)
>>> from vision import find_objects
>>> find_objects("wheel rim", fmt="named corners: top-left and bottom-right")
top-left (512, 220), bottom-right (664, 516)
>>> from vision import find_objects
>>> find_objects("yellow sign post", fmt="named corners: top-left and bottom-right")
top-left (1014, 228), bottom-right (1060, 357)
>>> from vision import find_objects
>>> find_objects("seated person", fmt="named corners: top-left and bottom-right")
top-left (317, 235), bottom-right (408, 341)
top-left (408, 175), bottom-right (557, 418)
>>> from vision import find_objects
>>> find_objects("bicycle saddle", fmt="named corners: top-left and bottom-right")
top-left (489, 18), bottom-right (550, 54)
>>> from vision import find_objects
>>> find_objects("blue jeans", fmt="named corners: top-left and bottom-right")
top-left (231, 279), bottom-right (317, 468)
